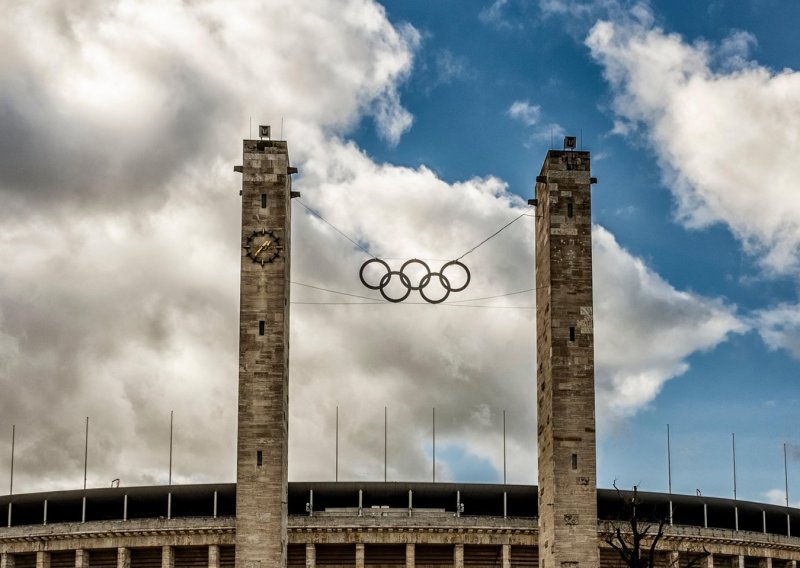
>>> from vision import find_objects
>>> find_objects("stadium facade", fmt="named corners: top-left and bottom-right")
top-left (2, 138), bottom-right (799, 568)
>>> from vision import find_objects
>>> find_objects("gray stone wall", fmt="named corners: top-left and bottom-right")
top-left (2, 516), bottom-right (800, 564)
top-left (536, 150), bottom-right (599, 568)
top-left (235, 140), bottom-right (292, 568)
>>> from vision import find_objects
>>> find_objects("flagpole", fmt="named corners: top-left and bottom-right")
top-left (733, 432), bottom-right (738, 531)
top-left (432, 408), bottom-right (436, 483)
top-left (169, 411), bottom-right (174, 486)
top-left (9, 425), bottom-right (14, 496)
top-left (503, 410), bottom-right (507, 485)
top-left (335, 406), bottom-right (339, 482)
top-left (384, 406), bottom-right (387, 483)
top-left (667, 424), bottom-right (673, 525)
top-left (83, 417), bottom-right (89, 491)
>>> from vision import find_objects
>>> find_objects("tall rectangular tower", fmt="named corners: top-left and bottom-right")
top-left (235, 138), bottom-right (292, 568)
top-left (535, 149), bottom-right (599, 568)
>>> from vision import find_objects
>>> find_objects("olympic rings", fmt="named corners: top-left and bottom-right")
top-left (441, 260), bottom-right (471, 292)
top-left (359, 258), bottom-right (471, 304)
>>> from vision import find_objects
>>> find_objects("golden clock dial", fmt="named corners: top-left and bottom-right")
top-left (246, 230), bottom-right (281, 265)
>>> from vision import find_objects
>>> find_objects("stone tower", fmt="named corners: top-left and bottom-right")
top-left (234, 136), bottom-right (293, 568)
top-left (535, 148), bottom-right (599, 568)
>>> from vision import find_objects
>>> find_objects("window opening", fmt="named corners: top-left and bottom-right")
top-left (569, 327), bottom-right (575, 342)
top-left (261, 193), bottom-right (267, 208)
top-left (257, 450), bottom-right (263, 467)
top-left (259, 320), bottom-right (265, 335)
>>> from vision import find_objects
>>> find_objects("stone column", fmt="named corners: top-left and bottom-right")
top-left (788, 561), bottom-right (797, 568)
top-left (705, 553), bottom-right (713, 568)
top-left (75, 550), bottom-right (89, 568)
top-left (305, 544), bottom-right (315, 568)
top-left (502, 545), bottom-right (511, 568)
top-left (405, 544), bottom-right (415, 568)
top-left (208, 545), bottom-right (220, 568)
top-left (454, 544), bottom-right (464, 568)
top-left (355, 544), bottom-right (365, 568)
top-left (117, 548), bottom-right (131, 568)
top-left (161, 546), bottom-right (174, 568)
top-left (535, 149), bottom-right (598, 568)
top-left (36, 550), bottom-right (50, 568)
top-left (737, 556), bottom-right (745, 568)
top-left (235, 138), bottom-right (292, 568)
top-left (669, 552), bottom-right (680, 568)
top-left (1, 553), bottom-right (16, 568)
top-left (758, 559), bottom-right (772, 568)
top-left (36, 552), bottom-right (50, 568)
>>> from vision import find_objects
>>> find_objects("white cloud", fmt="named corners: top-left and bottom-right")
top-left (286, 133), bottom-right (745, 481)
top-left (539, 0), bottom-right (597, 17)
top-left (507, 100), bottom-right (542, 126)
top-left (592, 227), bottom-right (746, 415)
top-left (507, 100), bottom-right (565, 144)
top-left (0, 0), bottom-right (418, 211)
top-left (287, 124), bottom-right (539, 483)
top-left (587, 11), bottom-right (800, 274)
top-left (433, 49), bottom-right (475, 85)
top-left (763, 488), bottom-right (799, 508)
top-left (0, 0), bottom-right (419, 492)
top-left (754, 304), bottom-right (800, 360)
top-left (479, 0), bottom-right (512, 29)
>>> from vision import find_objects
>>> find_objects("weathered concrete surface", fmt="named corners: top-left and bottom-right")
top-left (236, 139), bottom-right (292, 568)
top-left (0, 518), bottom-right (235, 553)
top-left (2, 516), bottom-right (800, 563)
top-left (536, 150), bottom-right (599, 568)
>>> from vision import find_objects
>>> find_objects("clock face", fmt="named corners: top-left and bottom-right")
top-left (246, 230), bottom-right (282, 265)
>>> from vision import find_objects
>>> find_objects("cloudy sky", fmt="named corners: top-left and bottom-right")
top-left (1, 0), bottom-right (799, 508)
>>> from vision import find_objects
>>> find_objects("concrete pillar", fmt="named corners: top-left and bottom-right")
top-left (737, 556), bottom-right (745, 568)
top-left (305, 544), bottom-right (315, 568)
top-left (235, 139), bottom-right (291, 568)
top-left (36, 552), bottom-right (51, 568)
top-left (1, 553), bottom-right (16, 568)
top-left (502, 545), bottom-right (511, 568)
top-left (788, 562), bottom-right (797, 568)
top-left (75, 550), bottom-right (89, 568)
top-left (669, 552), bottom-right (680, 568)
top-left (208, 545), bottom-right (220, 568)
top-left (535, 150), bottom-right (599, 568)
top-left (355, 544), bottom-right (365, 568)
top-left (758, 559), bottom-right (772, 568)
top-left (405, 544), bottom-right (414, 568)
top-left (705, 553), bottom-right (713, 568)
top-left (117, 548), bottom-right (131, 568)
top-left (161, 546), bottom-right (174, 568)
top-left (454, 544), bottom-right (464, 568)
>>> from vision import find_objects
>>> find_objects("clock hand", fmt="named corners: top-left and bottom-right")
top-left (254, 239), bottom-right (272, 258)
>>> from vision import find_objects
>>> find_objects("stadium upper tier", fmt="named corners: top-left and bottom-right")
top-left (1, 482), bottom-right (798, 536)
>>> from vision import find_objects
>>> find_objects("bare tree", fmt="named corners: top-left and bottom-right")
top-left (605, 483), bottom-right (709, 568)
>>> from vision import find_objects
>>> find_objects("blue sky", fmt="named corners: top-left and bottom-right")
top-left (0, 0), bottom-right (799, 507)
